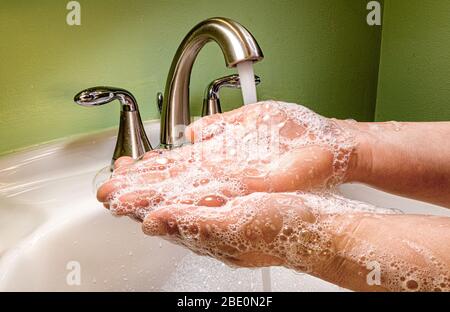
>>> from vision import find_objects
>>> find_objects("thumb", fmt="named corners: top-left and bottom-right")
top-left (243, 146), bottom-right (334, 192)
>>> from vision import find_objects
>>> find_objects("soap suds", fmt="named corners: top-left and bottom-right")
top-left (99, 101), bottom-right (449, 292)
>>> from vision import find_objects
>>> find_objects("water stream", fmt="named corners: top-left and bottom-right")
top-left (237, 61), bottom-right (258, 104)
top-left (237, 61), bottom-right (272, 292)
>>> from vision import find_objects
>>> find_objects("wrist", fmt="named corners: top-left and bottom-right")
top-left (314, 213), bottom-right (378, 291)
top-left (335, 120), bottom-right (374, 184)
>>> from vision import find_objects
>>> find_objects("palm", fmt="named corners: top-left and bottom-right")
top-left (142, 192), bottom-right (334, 271)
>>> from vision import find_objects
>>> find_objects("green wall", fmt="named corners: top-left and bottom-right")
top-left (0, 0), bottom-right (382, 155)
top-left (375, 0), bottom-right (450, 121)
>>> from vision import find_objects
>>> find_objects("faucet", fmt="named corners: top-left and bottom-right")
top-left (159, 17), bottom-right (264, 148)
top-left (74, 17), bottom-right (263, 163)
top-left (74, 87), bottom-right (152, 164)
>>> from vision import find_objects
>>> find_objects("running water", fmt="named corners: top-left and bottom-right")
top-left (261, 267), bottom-right (272, 292)
top-left (237, 61), bottom-right (258, 105)
top-left (237, 61), bottom-right (272, 292)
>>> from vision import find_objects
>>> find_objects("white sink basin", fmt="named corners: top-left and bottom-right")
top-left (1, 121), bottom-right (449, 292)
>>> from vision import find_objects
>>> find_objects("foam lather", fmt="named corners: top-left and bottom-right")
top-left (100, 101), bottom-right (449, 292)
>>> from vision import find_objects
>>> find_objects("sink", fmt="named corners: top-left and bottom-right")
top-left (1, 121), bottom-right (449, 291)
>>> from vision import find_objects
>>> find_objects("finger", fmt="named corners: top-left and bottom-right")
top-left (113, 164), bottom-right (135, 176)
top-left (96, 178), bottom-right (129, 202)
top-left (142, 150), bottom-right (164, 160)
top-left (142, 207), bottom-right (182, 236)
top-left (112, 189), bottom-right (164, 216)
top-left (114, 156), bottom-right (134, 170)
top-left (112, 157), bottom-right (136, 177)
top-left (142, 205), bottom-right (232, 240)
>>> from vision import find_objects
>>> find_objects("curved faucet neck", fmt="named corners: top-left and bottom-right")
top-left (160, 17), bottom-right (264, 148)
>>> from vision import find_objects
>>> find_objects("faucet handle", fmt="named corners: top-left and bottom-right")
top-left (74, 86), bottom-right (139, 112)
top-left (74, 86), bottom-right (152, 164)
top-left (202, 74), bottom-right (261, 116)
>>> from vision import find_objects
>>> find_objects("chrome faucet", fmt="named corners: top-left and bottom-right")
top-left (73, 18), bottom-right (263, 163)
top-left (159, 17), bottom-right (264, 148)
top-left (74, 87), bottom-right (152, 164)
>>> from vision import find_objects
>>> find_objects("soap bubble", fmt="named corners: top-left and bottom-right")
top-left (93, 165), bottom-right (113, 194)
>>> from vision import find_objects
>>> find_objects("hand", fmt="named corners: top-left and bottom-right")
top-left (184, 101), bottom-right (357, 190)
top-left (97, 101), bottom-right (358, 219)
top-left (143, 191), bottom-right (450, 292)
top-left (142, 192), bottom-right (338, 273)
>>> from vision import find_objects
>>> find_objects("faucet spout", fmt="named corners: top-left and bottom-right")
top-left (160, 17), bottom-right (264, 148)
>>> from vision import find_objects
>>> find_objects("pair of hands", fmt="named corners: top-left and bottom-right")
top-left (97, 101), bottom-right (363, 272)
